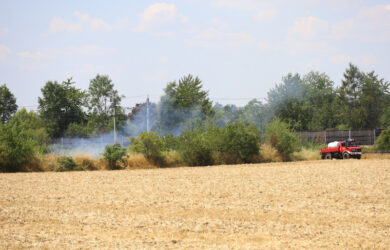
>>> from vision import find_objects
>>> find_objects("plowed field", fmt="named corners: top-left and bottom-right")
top-left (1, 159), bottom-right (389, 249)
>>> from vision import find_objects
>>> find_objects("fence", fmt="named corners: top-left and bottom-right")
top-left (297, 129), bottom-right (384, 145)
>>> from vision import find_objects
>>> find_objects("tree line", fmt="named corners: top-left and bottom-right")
top-left (1, 63), bottom-right (390, 171)
top-left (2, 63), bottom-right (389, 138)
top-left (130, 63), bottom-right (390, 134)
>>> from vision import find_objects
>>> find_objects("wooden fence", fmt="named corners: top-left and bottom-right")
top-left (296, 129), bottom-right (384, 145)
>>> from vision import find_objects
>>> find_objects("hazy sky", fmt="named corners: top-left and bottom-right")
top-left (1, 0), bottom-right (389, 109)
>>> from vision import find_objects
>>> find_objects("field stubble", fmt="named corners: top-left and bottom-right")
top-left (0, 159), bottom-right (389, 249)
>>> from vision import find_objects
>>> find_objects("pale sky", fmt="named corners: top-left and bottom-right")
top-left (1, 0), bottom-right (389, 109)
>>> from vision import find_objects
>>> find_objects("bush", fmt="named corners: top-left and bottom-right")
top-left (103, 143), bottom-right (127, 169)
top-left (0, 109), bottom-right (49, 172)
top-left (179, 128), bottom-right (214, 166)
top-left (375, 126), bottom-right (390, 151)
top-left (265, 118), bottom-right (299, 160)
top-left (129, 132), bottom-right (165, 166)
top-left (177, 121), bottom-right (261, 166)
top-left (216, 122), bottom-right (260, 164)
top-left (160, 133), bottom-right (179, 151)
top-left (56, 156), bottom-right (83, 172)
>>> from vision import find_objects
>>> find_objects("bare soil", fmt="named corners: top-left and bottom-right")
top-left (1, 159), bottom-right (389, 249)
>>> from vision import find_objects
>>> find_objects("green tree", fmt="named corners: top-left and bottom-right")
top-left (241, 99), bottom-right (268, 129)
top-left (337, 63), bottom-right (367, 129)
top-left (64, 122), bottom-right (92, 138)
top-left (302, 72), bottom-right (338, 130)
top-left (156, 74), bottom-right (213, 134)
top-left (38, 78), bottom-right (86, 138)
top-left (337, 63), bottom-right (389, 129)
top-left (340, 63), bottom-right (362, 104)
top-left (336, 64), bottom-right (362, 129)
top-left (381, 105), bottom-right (390, 128)
top-left (0, 109), bottom-right (48, 172)
top-left (87, 74), bottom-right (126, 134)
top-left (213, 104), bottom-right (244, 127)
top-left (267, 73), bottom-right (311, 131)
top-left (359, 71), bottom-right (389, 128)
top-left (88, 74), bottom-right (117, 117)
top-left (265, 66), bottom-right (389, 131)
top-left (0, 84), bottom-right (18, 123)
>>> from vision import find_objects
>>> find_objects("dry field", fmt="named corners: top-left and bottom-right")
top-left (0, 159), bottom-right (389, 249)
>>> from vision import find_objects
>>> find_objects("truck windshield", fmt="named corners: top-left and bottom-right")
top-left (347, 141), bottom-right (357, 147)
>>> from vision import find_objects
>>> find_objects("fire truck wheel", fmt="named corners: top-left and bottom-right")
top-left (342, 152), bottom-right (350, 159)
top-left (325, 153), bottom-right (332, 160)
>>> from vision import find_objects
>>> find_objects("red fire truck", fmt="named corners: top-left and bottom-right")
top-left (321, 139), bottom-right (362, 160)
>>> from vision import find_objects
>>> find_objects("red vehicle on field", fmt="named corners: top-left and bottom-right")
top-left (321, 138), bottom-right (362, 160)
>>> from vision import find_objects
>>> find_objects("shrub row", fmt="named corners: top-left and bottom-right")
top-left (129, 120), bottom-right (301, 167)
top-left (1, 119), bottom-right (304, 172)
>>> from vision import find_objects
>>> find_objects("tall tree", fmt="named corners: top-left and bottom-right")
top-left (267, 73), bottom-right (311, 131)
top-left (302, 72), bottom-right (337, 130)
top-left (0, 84), bottom-right (18, 123)
top-left (38, 78), bottom-right (86, 138)
top-left (87, 74), bottom-right (126, 134)
top-left (88, 74), bottom-right (117, 117)
top-left (337, 63), bottom-right (389, 129)
top-left (359, 71), bottom-right (390, 128)
top-left (340, 63), bottom-right (363, 104)
top-left (337, 63), bottom-right (365, 129)
top-left (156, 74), bottom-right (213, 134)
top-left (381, 105), bottom-right (390, 128)
top-left (242, 99), bottom-right (269, 129)
top-left (213, 104), bottom-right (243, 127)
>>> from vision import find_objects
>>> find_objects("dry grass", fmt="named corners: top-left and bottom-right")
top-left (19, 157), bottom-right (44, 172)
top-left (259, 144), bottom-right (282, 162)
top-left (38, 153), bottom-right (59, 171)
top-left (38, 153), bottom-right (106, 171)
top-left (0, 159), bottom-right (389, 249)
top-left (126, 153), bottom-right (157, 169)
top-left (292, 148), bottom-right (322, 161)
top-left (163, 150), bottom-right (183, 167)
top-left (363, 153), bottom-right (390, 160)
top-left (73, 153), bottom-right (105, 171)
